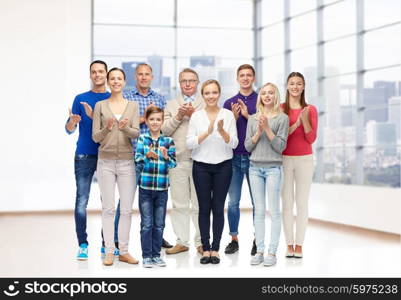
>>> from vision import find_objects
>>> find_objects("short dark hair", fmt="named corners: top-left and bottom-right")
top-left (90, 60), bottom-right (108, 72)
top-left (107, 67), bottom-right (126, 80)
top-left (145, 106), bottom-right (164, 120)
top-left (237, 64), bottom-right (255, 76)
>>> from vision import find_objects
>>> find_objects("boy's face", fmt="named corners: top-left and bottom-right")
top-left (145, 112), bottom-right (164, 133)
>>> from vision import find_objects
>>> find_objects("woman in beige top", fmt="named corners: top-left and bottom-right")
top-left (92, 67), bottom-right (140, 266)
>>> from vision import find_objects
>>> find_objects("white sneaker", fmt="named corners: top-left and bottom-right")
top-left (263, 254), bottom-right (277, 266)
top-left (250, 253), bottom-right (264, 265)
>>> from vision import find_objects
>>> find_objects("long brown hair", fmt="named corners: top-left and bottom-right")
top-left (284, 72), bottom-right (307, 115)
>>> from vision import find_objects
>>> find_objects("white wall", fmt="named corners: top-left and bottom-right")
top-left (309, 184), bottom-right (401, 234)
top-left (0, 0), bottom-right (92, 210)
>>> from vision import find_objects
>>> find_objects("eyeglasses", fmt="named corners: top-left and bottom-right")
top-left (179, 79), bottom-right (198, 85)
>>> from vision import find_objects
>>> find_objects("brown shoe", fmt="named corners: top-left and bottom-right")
top-left (165, 244), bottom-right (189, 254)
top-left (119, 253), bottom-right (139, 264)
top-left (197, 245), bottom-right (204, 255)
top-left (103, 253), bottom-right (114, 266)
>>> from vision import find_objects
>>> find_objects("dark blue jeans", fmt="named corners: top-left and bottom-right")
top-left (138, 188), bottom-right (168, 258)
top-left (192, 159), bottom-right (232, 252)
top-left (74, 154), bottom-right (120, 246)
top-left (227, 154), bottom-right (254, 236)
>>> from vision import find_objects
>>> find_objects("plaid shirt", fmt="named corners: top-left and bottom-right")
top-left (135, 132), bottom-right (177, 191)
top-left (124, 87), bottom-right (166, 152)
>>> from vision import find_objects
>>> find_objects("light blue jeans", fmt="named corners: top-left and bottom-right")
top-left (249, 165), bottom-right (282, 255)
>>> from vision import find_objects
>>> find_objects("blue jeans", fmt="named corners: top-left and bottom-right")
top-left (139, 188), bottom-right (168, 258)
top-left (249, 165), bottom-right (282, 254)
top-left (227, 154), bottom-right (254, 236)
top-left (74, 154), bottom-right (120, 247)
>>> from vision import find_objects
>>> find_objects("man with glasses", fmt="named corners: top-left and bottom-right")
top-left (162, 68), bottom-right (204, 255)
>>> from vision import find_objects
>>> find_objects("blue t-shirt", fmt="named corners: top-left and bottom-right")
top-left (67, 90), bottom-right (111, 155)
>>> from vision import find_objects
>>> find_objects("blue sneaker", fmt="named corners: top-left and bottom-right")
top-left (143, 257), bottom-right (154, 268)
top-left (77, 243), bottom-right (88, 260)
top-left (152, 257), bottom-right (166, 267)
top-left (101, 247), bottom-right (119, 257)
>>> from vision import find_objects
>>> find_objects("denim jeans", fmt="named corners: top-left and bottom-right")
top-left (192, 159), bottom-right (232, 252)
top-left (139, 188), bottom-right (168, 258)
top-left (249, 165), bottom-right (282, 255)
top-left (74, 154), bottom-right (98, 246)
top-left (74, 154), bottom-right (120, 247)
top-left (227, 154), bottom-right (254, 236)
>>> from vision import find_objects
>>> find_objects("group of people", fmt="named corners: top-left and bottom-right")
top-left (66, 61), bottom-right (318, 268)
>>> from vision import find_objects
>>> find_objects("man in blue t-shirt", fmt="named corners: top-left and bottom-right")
top-left (66, 60), bottom-right (119, 260)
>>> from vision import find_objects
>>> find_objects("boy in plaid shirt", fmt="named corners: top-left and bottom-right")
top-left (135, 106), bottom-right (177, 268)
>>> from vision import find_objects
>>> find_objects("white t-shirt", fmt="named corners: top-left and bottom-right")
top-left (186, 108), bottom-right (238, 164)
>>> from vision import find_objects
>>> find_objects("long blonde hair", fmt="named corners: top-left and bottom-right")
top-left (255, 82), bottom-right (281, 119)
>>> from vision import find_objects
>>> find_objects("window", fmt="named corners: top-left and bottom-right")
top-left (364, 24), bottom-right (401, 69)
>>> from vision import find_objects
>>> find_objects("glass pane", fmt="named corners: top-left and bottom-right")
top-left (323, 75), bottom-right (357, 131)
top-left (94, 0), bottom-right (174, 26)
top-left (291, 46), bottom-right (317, 75)
top-left (291, 46), bottom-right (319, 105)
top-left (365, 24), bottom-right (401, 69)
top-left (262, 55), bottom-right (285, 93)
top-left (389, 98), bottom-right (401, 143)
top-left (261, 0), bottom-right (284, 26)
top-left (322, 147), bottom-right (356, 184)
top-left (364, 147), bottom-right (400, 188)
top-left (363, 66), bottom-right (401, 149)
top-left (177, 28), bottom-right (253, 58)
top-left (261, 24), bottom-right (284, 56)
top-left (93, 25), bottom-right (175, 57)
top-left (290, 0), bottom-right (316, 16)
top-left (290, 12), bottom-right (317, 48)
top-left (93, 55), bottom-right (175, 100)
top-left (323, 0), bottom-right (356, 40)
top-left (325, 36), bottom-right (356, 76)
top-left (364, 0), bottom-right (401, 30)
top-left (364, 66), bottom-right (401, 87)
top-left (177, 0), bottom-right (252, 28)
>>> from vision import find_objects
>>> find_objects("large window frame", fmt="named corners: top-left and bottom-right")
top-left (93, 0), bottom-right (401, 187)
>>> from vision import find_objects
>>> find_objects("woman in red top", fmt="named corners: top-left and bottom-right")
top-left (281, 72), bottom-right (318, 258)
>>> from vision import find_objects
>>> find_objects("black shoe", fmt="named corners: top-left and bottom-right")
top-left (210, 256), bottom-right (220, 264)
top-left (251, 239), bottom-right (257, 256)
top-left (161, 238), bottom-right (173, 249)
top-left (200, 256), bottom-right (211, 264)
top-left (224, 240), bottom-right (239, 254)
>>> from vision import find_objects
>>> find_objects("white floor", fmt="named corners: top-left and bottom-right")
top-left (0, 211), bottom-right (399, 278)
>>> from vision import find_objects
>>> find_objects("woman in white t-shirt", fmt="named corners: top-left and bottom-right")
top-left (186, 79), bottom-right (238, 265)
